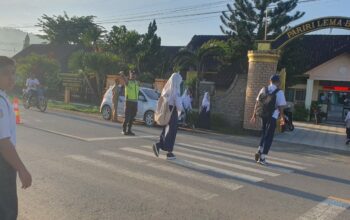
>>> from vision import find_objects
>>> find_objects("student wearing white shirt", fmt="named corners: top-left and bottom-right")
top-left (0, 56), bottom-right (32, 220)
top-left (25, 73), bottom-right (40, 103)
top-left (153, 72), bottom-right (183, 160)
top-left (251, 74), bottom-right (286, 165)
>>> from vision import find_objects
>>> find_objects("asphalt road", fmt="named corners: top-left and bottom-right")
top-left (15, 108), bottom-right (350, 220)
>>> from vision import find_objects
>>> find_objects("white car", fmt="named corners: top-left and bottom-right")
top-left (100, 86), bottom-right (159, 126)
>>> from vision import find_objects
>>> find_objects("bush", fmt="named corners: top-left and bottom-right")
top-left (293, 104), bottom-right (309, 121)
top-left (187, 110), bottom-right (199, 128)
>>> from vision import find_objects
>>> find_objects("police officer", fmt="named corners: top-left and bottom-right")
top-left (0, 56), bottom-right (32, 220)
top-left (122, 70), bottom-right (140, 135)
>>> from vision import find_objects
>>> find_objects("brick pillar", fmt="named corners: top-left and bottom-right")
top-left (243, 50), bottom-right (280, 130)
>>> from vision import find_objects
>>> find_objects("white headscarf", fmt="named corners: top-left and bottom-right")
top-left (201, 92), bottom-right (210, 112)
top-left (161, 72), bottom-right (183, 114)
top-left (161, 72), bottom-right (182, 98)
top-left (182, 89), bottom-right (192, 110)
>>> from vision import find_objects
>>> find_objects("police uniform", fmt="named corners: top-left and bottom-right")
top-left (122, 80), bottom-right (139, 133)
top-left (0, 89), bottom-right (18, 220)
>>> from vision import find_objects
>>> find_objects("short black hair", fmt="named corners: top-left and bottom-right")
top-left (0, 56), bottom-right (15, 69)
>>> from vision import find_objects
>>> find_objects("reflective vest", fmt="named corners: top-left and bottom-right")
top-left (125, 80), bottom-right (139, 101)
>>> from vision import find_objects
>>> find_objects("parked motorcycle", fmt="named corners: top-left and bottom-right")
top-left (23, 88), bottom-right (48, 112)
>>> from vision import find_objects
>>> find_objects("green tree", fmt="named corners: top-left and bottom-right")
top-left (173, 41), bottom-right (227, 79)
top-left (221, 0), bottom-right (304, 51)
top-left (16, 54), bottom-right (61, 96)
top-left (137, 20), bottom-right (162, 74)
top-left (37, 12), bottom-right (104, 45)
top-left (107, 25), bottom-right (142, 65)
top-left (69, 51), bottom-right (122, 99)
top-left (23, 33), bottom-right (30, 49)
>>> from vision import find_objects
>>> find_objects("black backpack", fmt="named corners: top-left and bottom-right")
top-left (256, 87), bottom-right (279, 119)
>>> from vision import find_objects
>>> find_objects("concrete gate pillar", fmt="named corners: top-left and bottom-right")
top-left (243, 50), bottom-right (280, 130)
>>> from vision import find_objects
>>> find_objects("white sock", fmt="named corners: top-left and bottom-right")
top-left (258, 146), bottom-right (263, 153)
top-left (260, 154), bottom-right (266, 160)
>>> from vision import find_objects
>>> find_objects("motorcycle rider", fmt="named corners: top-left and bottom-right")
top-left (25, 73), bottom-right (40, 103)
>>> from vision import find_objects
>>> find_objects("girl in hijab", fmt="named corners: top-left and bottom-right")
top-left (198, 92), bottom-right (211, 129)
top-left (181, 89), bottom-right (192, 126)
top-left (153, 72), bottom-right (183, 160)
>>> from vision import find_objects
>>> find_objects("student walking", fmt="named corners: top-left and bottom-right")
top-left (198, 92), bottom-right (211, 129)
top-left (345, 111), bottom-right (350, 145)
top-left (0, 56), bottom-right (32, 220)
top-left (251, 74), bottom-right (286, 165)
top-left (153, 72), bottom-right (183, 160)
top-left (181, 89), bottom-right (192, 126)
top-left (121, 71), bottom-right (140, 136)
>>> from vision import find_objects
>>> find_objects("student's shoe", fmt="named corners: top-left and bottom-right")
top-left (258, 158), bottom-right (267, 166)
top-left (346, 140), bottom-right (350, 145)
top-left (166, 152), bottom-right (176, 160)
top-left (121, 131), bottom-right (128, 135)
top-left (153, 144), bottom-right (160, 157)
top-left (255, 151), bottom-right (261, 162)
top-left (128, 131), bottom-right (135, 136)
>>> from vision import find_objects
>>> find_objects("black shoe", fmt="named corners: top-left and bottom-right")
top-left (258, 158), bottom-right (267, 166)
top-left (346, 140), bottom-right (350, 145)
top-left (128, 131), bottom-right (135, 136)
top-left (152, 144), bottom-right (160, 157)
top-left (166, 152), bottom-right (176, 160)
top-left (255, 151), bottom-right (261, 162)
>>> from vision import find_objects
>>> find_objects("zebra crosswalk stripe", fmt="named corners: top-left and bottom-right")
top-left (66, 154), bottom-right (218, 200)
top-left (197, 142), bottom-right (313, 167)
top-left (178, 143), bottom-right (306, 170)
top-left (121, 147), bottom-right (264, 183)
top-left (296, 197), bottom-right (350, 220)
top-left (98, 150), bottom-right (243, 192)
top-left (166, 145), bottom-right (279, 177)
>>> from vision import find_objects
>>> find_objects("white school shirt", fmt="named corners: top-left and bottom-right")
top-left (0, 90), bottom-right (16, 146)
top-left (26, 78), bottom-right (40, 90)
top-left (256, 84), bottom-right (287, 119)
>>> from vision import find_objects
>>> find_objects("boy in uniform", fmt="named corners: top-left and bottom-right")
top-left (0, 56), bottom-right (32, 220)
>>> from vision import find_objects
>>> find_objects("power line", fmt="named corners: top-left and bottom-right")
top-left (4, 0), bottom-right (327, 30)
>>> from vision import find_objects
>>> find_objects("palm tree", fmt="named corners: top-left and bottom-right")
top-left (173, 41), bottom-right (227, 105)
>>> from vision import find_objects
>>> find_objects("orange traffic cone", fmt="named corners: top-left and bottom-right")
top-left (13, 97), bottom-right (21, 124)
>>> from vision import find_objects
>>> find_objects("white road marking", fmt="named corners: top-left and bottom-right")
top-left (86, 135), bottom-right (157, 141)
top-left (192, 144), bottom-right (294, 174)
top-left (162, 145), bottom-right (280, 177)
top-left (138, 146), bottom-right (278, 177)
top-left (66, 154), bottom-right (218, 200)
top-left (22, 125), bottom-right (157, 142)
top-left (178, 143), bottom-right (306, 170)
top-left (121, 147), bottom-right (264, 183)
top-left (198, 142), bottom-right (313, 167)
top-left (296, 197), bottom-right (350, 220)
top-left (98, 150), bottom-right (243, 192)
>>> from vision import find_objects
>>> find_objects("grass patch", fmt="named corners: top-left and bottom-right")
top-left (48, 101), bottom-right (100, 114)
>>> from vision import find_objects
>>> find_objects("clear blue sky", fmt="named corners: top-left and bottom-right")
top-left (0, 0), bottom-right (349, 46)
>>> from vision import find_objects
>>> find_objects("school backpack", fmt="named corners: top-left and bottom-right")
top-left (256, 87), bottom-right (279, 119)
top-left (154, 96), bottom-right (174, 126)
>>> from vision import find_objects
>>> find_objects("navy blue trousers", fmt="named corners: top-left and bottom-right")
top-left (0, 156), bottom-right (18, 220)
top-left (259, 117), bottom-right (277, 155)
top-left (156, 106), bottom-right (178, 153)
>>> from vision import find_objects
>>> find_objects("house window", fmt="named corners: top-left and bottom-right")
top-left (285, 89), bottom-right (295, 102)
top-left (295, 89), bottom-right (306, 101)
